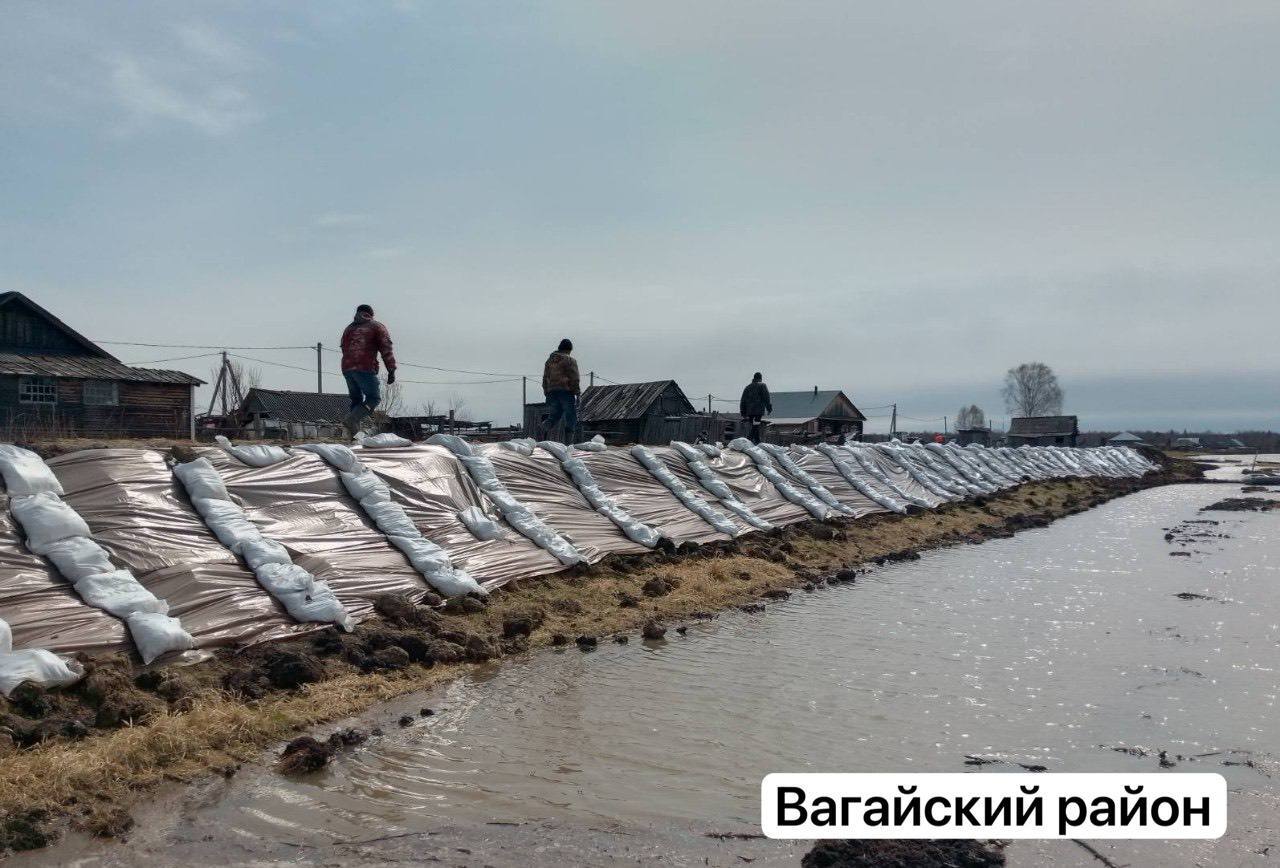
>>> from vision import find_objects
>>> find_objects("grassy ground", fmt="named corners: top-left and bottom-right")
top-left (0, 465), bottom-right (1195, 852)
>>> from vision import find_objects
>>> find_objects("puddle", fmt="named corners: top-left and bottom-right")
top-left (20, 484), bottom-right (1279, 866)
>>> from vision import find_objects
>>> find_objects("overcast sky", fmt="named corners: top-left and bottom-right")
top-left (2, 1), bottom-right (1276, 432)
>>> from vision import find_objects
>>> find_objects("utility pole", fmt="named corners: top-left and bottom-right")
top-left (890, 403), bottom-right (897, 440)
top-left (943, 415), bottom-right (948, 434)
top-left (589, 371), bottom-right (595, 389)
top-left (316, 342), bottom-right (323, 393)
top-left (521, 376), bottom-right (527, 435)
top-left (707, 394), bottom-right (712, 414)
top-left (220, 350), bottom-right (229, 416)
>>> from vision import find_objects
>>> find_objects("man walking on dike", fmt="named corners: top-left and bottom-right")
top-left (540, 338), bottom-right (580, 445)
top-left (739, 372), bottom-right (772, 444)
top-left (341, 304), bottom-right (397, 436)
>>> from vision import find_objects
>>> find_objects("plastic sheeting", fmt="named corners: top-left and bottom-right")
top-left (728, 439), bottom-right (832, 519)
top-left (783, 447), bottom-right (887, 518)
top-left (532, 442), bottom-right (661, 550)
top-left (759, 443), bottom-right (857, 516)
top-left (207, 448), bottom-right (482, 602)
top-left (814, 444), bottom-right (908, 514)
top-left (577, 449), bottom-right (734, 544)
top-left (669, 442), bottom-right (773, 531)
top-left (631, 446), bottom-right (743, 537)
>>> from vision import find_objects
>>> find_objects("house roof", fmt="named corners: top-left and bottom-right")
top-left (578, 380), bottom-right (695, 422)
top-left (0, 291), bottom-right (116, 359)
top-left (1008, 415), bottom-right (1078, 437)
top-left (241, 388), bottom-right (352, 423)
top-left (0, 353), bottom-right (203, 385)
top-left (768, 390), bottom-right (866, 423)
top-left (1107, 432), bottom-right (1143, 443)
top-left (0, 291), bottom-right (203, 385)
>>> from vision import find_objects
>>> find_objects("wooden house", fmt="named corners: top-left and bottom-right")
top-left (525, 380), bottom-right (697, 445)
top-left (1007, 415), bottom-right (1079, 447)
top-left (761, 388), bottom-right (866, 444)
top-left (0, 292), bottom-right (203, 439)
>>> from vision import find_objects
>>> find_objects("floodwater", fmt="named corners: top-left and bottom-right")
top-left (1193, 452), bottom-right (1280, 481)
top-left (28, 483), bottom-right (1280, 867)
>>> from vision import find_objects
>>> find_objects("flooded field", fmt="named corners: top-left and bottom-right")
top-left (28, 483), bottom-right (1278, 867)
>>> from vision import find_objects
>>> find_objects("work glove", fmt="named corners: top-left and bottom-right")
top-left (386, 370), bottom-right (396, 385)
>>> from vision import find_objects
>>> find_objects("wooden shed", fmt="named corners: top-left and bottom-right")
top-left (524, 380), bottom-right (697, 445)
top-left (0, 292), bottom-right (203, 439)
top-left (1007, 415), bottom-right (1079, 447)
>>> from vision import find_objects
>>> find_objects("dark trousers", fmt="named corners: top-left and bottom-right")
top-left (344, 370), bottom-right (381, 428)
top-left (746, 415), bottom-right (764, 443)
top-left (542, 389), bottom-right (578, 445)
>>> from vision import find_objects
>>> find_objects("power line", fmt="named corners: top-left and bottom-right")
top-left (228, 353), bottom-right (518, 386)
top-left (98, 340), bottom-right (315, 351)
top-left (127, 351), bottom-right (223, 366)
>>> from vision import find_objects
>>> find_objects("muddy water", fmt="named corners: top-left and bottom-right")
top-left (1193, 452), bottom-right (1280, 481)
top-left (30, 484), bottom-right (1280, 867)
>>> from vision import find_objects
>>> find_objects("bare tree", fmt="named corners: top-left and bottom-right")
top-left (447, 394), bottom-right (469, 421)
top-left (1002, 362), bottom-right (1064, 417)
top-left (955, 404), bottom-right (986, 429)
top-left (372, 381), bottom-right (405, 420)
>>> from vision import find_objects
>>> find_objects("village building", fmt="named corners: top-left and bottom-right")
top-left (1007, 415), bottom-right (1079, 447)
top-left (1106, 431), bottom-right (1145, 447)
top-left (525, 380), bottom-right (697, 445)
top-left (761, 388), bottom-right (866, 444)
top-left (956, 426), bottom-right (993, 446)
top-left (0, 292), bottom-right (203, 439)
top-left (235, 388), bottom-right (351, 440)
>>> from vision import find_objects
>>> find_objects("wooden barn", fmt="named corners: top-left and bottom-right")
top-left (0, 292), bottom-right (203, 439)
top-left (524, 380), bottom-right (698, 445)
top-left (762, 388), bottom-right (866, 444)
top-left (236, 388), bottom-right (351, 440)
top-left (1006, 415), bottom-right (1079, 447)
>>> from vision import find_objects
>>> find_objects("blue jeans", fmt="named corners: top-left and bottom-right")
top-left (344, 370), bottom-right (381, 427)
top-left (542, 389), bottom-right (578, 445)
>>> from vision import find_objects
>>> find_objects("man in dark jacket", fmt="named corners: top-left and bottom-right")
top-left (340, 304), bottom-right (397, 436)
top-left (739, 372), bottom-right (772, 444)
top-left (540, 338), bottom-right (580, 445)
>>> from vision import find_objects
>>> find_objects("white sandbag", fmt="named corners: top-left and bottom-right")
top-left (27, 535), bottom-right (115, 581)
top-left (425, 432), bottom-right (473, 456)
top-left (574, 440), bottom-right (606, 452)
top-left (172, 458), bottom-right (230, 502)
top-left (256, 562), bottom-right (316, 595)
top-left (357, 432), bottom-right (413, 449)
top-left (843, 446), bottom-right (934, 508)
top-left (815, 444), bottom-right (908, 514)
top-left (214, 435), bottom-right (290, 467)
top-left (341, 469), bottom-right (389, 503)
top-left (0, 445), bottom-right (64, 496)
top-left (499, 438), bottom-right (537, 456)
top-left (275, 583), bottom-right (355, 631)
top-left (697, 443), bottom-right (722, 458)
top-left (670, 442), bottom-right (771, 532)
top-left (727, 439), bottom-right (832, 519)
top-left (540, 442), bottom-right (665, 546)
top-left (239, 537), bottom-right (291, 570)
top-left (0, 649), bottom-right (84, 696)
top-left (0, 618), bottom-right (10, 655)
top-left (10, 492), bottom-right (92, 547)
top-left (74, 570), bottom-right (168, 618)
top-left (458, 506), bottom-right (504, 540)
top-left (632, 446), bottom-right (743, 536)
top-left (191, 497), bottom-right (260, 554)
top-left (126, 612), bottom-right (196, 665)
top-left (294, 443), bottom-right (362, 474)
top-left (760, 443), bottom-right (857, 514)
top-left (362, 498), bottom-right (420, 539)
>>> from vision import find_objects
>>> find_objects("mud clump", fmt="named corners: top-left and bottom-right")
top-left (642, 620), bottom-right (667, 641)
top-left (802, 839), bottom-right (1005, 867)
top-left (616, 592), bottom-right (641, 608)
top-left (643, 575), bottom-right (680, 598)
top-left (0, 811), bottom-right (52, 852)
top-left (502, 610), bottom-right (544, 639)
top-left (443, 595), bottom-right (486, 615)
top-left (763, 589), bottom-right (791, 600)
top-left (265, 650), bottom-right (326, 689)
top-left (1202, 497), bottom-right (1278, 513)
top-left (80, 660), bottom-right (162, 728)
top-left (8, 683), bottom-right (52, 718)
top-left (833, 569), bottom-right (858, 583)
top-left (278, 736), bottom-right (335, 774)
top-left (739, 602), bottom-right (766, 614)
top-left (575, 635), bottom-right (598, 650)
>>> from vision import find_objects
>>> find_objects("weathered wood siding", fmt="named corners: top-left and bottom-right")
top-left (0, 375), bottom-right (191, 438)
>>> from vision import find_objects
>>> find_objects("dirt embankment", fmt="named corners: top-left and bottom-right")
top-left (0, 468), bottom-right (1192, 853)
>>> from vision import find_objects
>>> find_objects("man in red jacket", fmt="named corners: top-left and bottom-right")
top-left (340, 304), bottom-right (397, 436)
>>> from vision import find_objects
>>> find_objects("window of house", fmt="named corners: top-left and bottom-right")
top-left (83, 380), bottom-right (119, 406)
top-left (18, 376), bottom-right (57, 405)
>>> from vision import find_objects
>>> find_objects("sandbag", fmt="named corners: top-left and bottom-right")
top-left (173, 458), bottom-right (230, 502)
top-left (10, 492), bottom-right (92, 547)
top-left (341, 470), bottom-right (389, 503)
top-left (357, 432), bottom-right (412, 448)
top-left (256, 562), bottom-right (317, 595)
top-left (0, 618), bottom-right (10, 655)
top-left (275, 584), bottom-right (354, 630)
top-left (458, 506), bottom-right (504, 540)
top-left (294, 443), bottom-right (362, 473)
top-left (0, 445), bottom-right (64, 496)
top-left (499, 438), bottom-right (537, 456)
top-left (75, 570), bottom-right (168, 618)
top-left (192, 497), bottom-right (260, 554)
top-left (214, 435), bottom-right (290, 468)
top-left (388, 534), bottom-right (453, 574)
top-left (0, 649), bottom-right (84, 696)
top-left (239, 538), bottom-right (291, 570)
top-left (27, 535), bottom-right (115, 581)
top-left (362, 498), bottom-right (420, 539)
top-left (425, 433), bottom-right (473, 456)
top-left (126, 612), bottom-right (196, 665)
